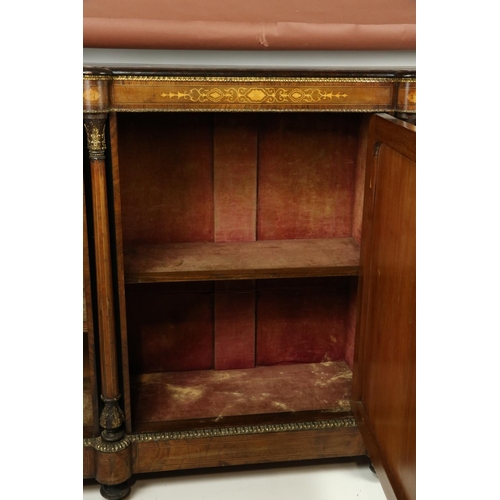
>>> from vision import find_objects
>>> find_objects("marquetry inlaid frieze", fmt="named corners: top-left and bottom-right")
top-left (159, 87), bottom-right (349, 105)
top-left (82, 75), bottom-right (416, 113)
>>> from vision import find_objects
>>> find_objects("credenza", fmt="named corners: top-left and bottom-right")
top-left (83, 66), bottom-right (416, 500)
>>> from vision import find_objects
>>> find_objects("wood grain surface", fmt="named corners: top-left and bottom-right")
top-left (353, 114), bottom-right (415, 500)
top-left (131, 426), bottom-right (365, 473)
top-left (124, 238), bottom-right (360, 282)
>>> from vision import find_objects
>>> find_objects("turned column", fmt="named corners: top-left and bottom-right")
top-left (84, 77), bottom-right (125, 441)
top-left (84, 75), bottom-right (130, 499)
top-left (85, 112), bottom-right (125, 441)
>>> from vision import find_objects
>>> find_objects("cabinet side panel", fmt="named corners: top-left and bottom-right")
top-left (344, 277), bottom-right (358, 370)
top-left (352, 115), bottom-right (370, 244)
top-left (117, 113), bottom-right (214, 245)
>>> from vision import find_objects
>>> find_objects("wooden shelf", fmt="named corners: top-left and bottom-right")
top-left (131, 361), bottom-right (352, 426)
top-left (124, 238), bottom-right (360, 283)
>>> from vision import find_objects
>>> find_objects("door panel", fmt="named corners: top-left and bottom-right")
top-left (353, 114), bottom-right (416, 500)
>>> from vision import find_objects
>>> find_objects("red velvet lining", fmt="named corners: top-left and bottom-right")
top-left (116, 113), bottom-right (365, 411)
top-left (257, 114), bottom-right (358, 240)
top-left (214, 281), bottom-right (256, 370)
top-left (214, 115), bottom-right (258, 243)
top-left (126, 279), bottom-right (355, 374)
top-left (118, 113), bottom-right (362, 247)
top-left (126, 283), bottom-right (215, 373)
top-left (256, 278), bottom-right (349, 366)
top-left (118, 113), bottom-right (214, 244)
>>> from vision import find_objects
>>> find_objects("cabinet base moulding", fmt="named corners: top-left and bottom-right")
top-left (83, 417), bottom-right (364, 477)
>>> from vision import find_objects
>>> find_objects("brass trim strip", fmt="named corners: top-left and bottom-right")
top-left (84, 436), bottom-right (131, 453)
top-left (114, 76), bottom-right (415, 83)
top-left (84, 417), bottom-right (357, 451)
top-left (84, 75), bottom-right (415, 84)
top-left (131, 418), bottom-right (357, 441)
top-left (84, 108), bottom-right (414, 114)
top-left (83, 75), bottom-right (113, 81)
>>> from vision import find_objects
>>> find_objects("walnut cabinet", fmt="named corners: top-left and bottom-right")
top-left (83, 68), bottom-right (416, 500)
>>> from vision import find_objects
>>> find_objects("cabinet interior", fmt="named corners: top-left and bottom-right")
top-left (114, 112), bottom-right (368, 432)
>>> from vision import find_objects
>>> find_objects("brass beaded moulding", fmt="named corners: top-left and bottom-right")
top-left (84, 417), bottom-right (358, 452)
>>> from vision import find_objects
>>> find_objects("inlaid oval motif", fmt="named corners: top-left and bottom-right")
top-left (246, 89), bottom-right (267, 102)
top-left (407, 90), bottom-right (416, 104)
top-left (83, 88), bottom-right (101, 102)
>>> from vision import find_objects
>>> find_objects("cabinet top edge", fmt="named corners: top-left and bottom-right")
top-left (83, 66), bottom-right (416, 81)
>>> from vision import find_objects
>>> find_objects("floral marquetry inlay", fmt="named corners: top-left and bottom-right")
top-left (407, 90), bottom-right (416, 104)
top-left (160, 87), bottom-right (349, 104)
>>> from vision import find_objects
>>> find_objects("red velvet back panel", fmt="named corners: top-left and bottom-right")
top-left (257, 114), bottom-right (359, 240)
top-left (126, 283), bottom-right (214, 373)
top-left (117, 113), bottom-right (214, 244)
top-left (213, 116), bottom-right (258, 368)
top-left (256, 278), bottom-right (350, 366)
top-left (117, 113), bottom-right (362, 245)
top-left (214, 281), bottom-right (256, 370)
top-left (214, 114), bottom-right (258, 243)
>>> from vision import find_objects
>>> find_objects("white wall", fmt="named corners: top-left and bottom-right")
top-left (83, 49), bottom-right (416, 70)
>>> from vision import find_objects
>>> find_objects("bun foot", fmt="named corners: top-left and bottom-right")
top-left (100, 481), bottom-right (131, 500)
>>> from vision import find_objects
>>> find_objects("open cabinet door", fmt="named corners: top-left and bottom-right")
top-left (353, 114), bottom-right (416, 500)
